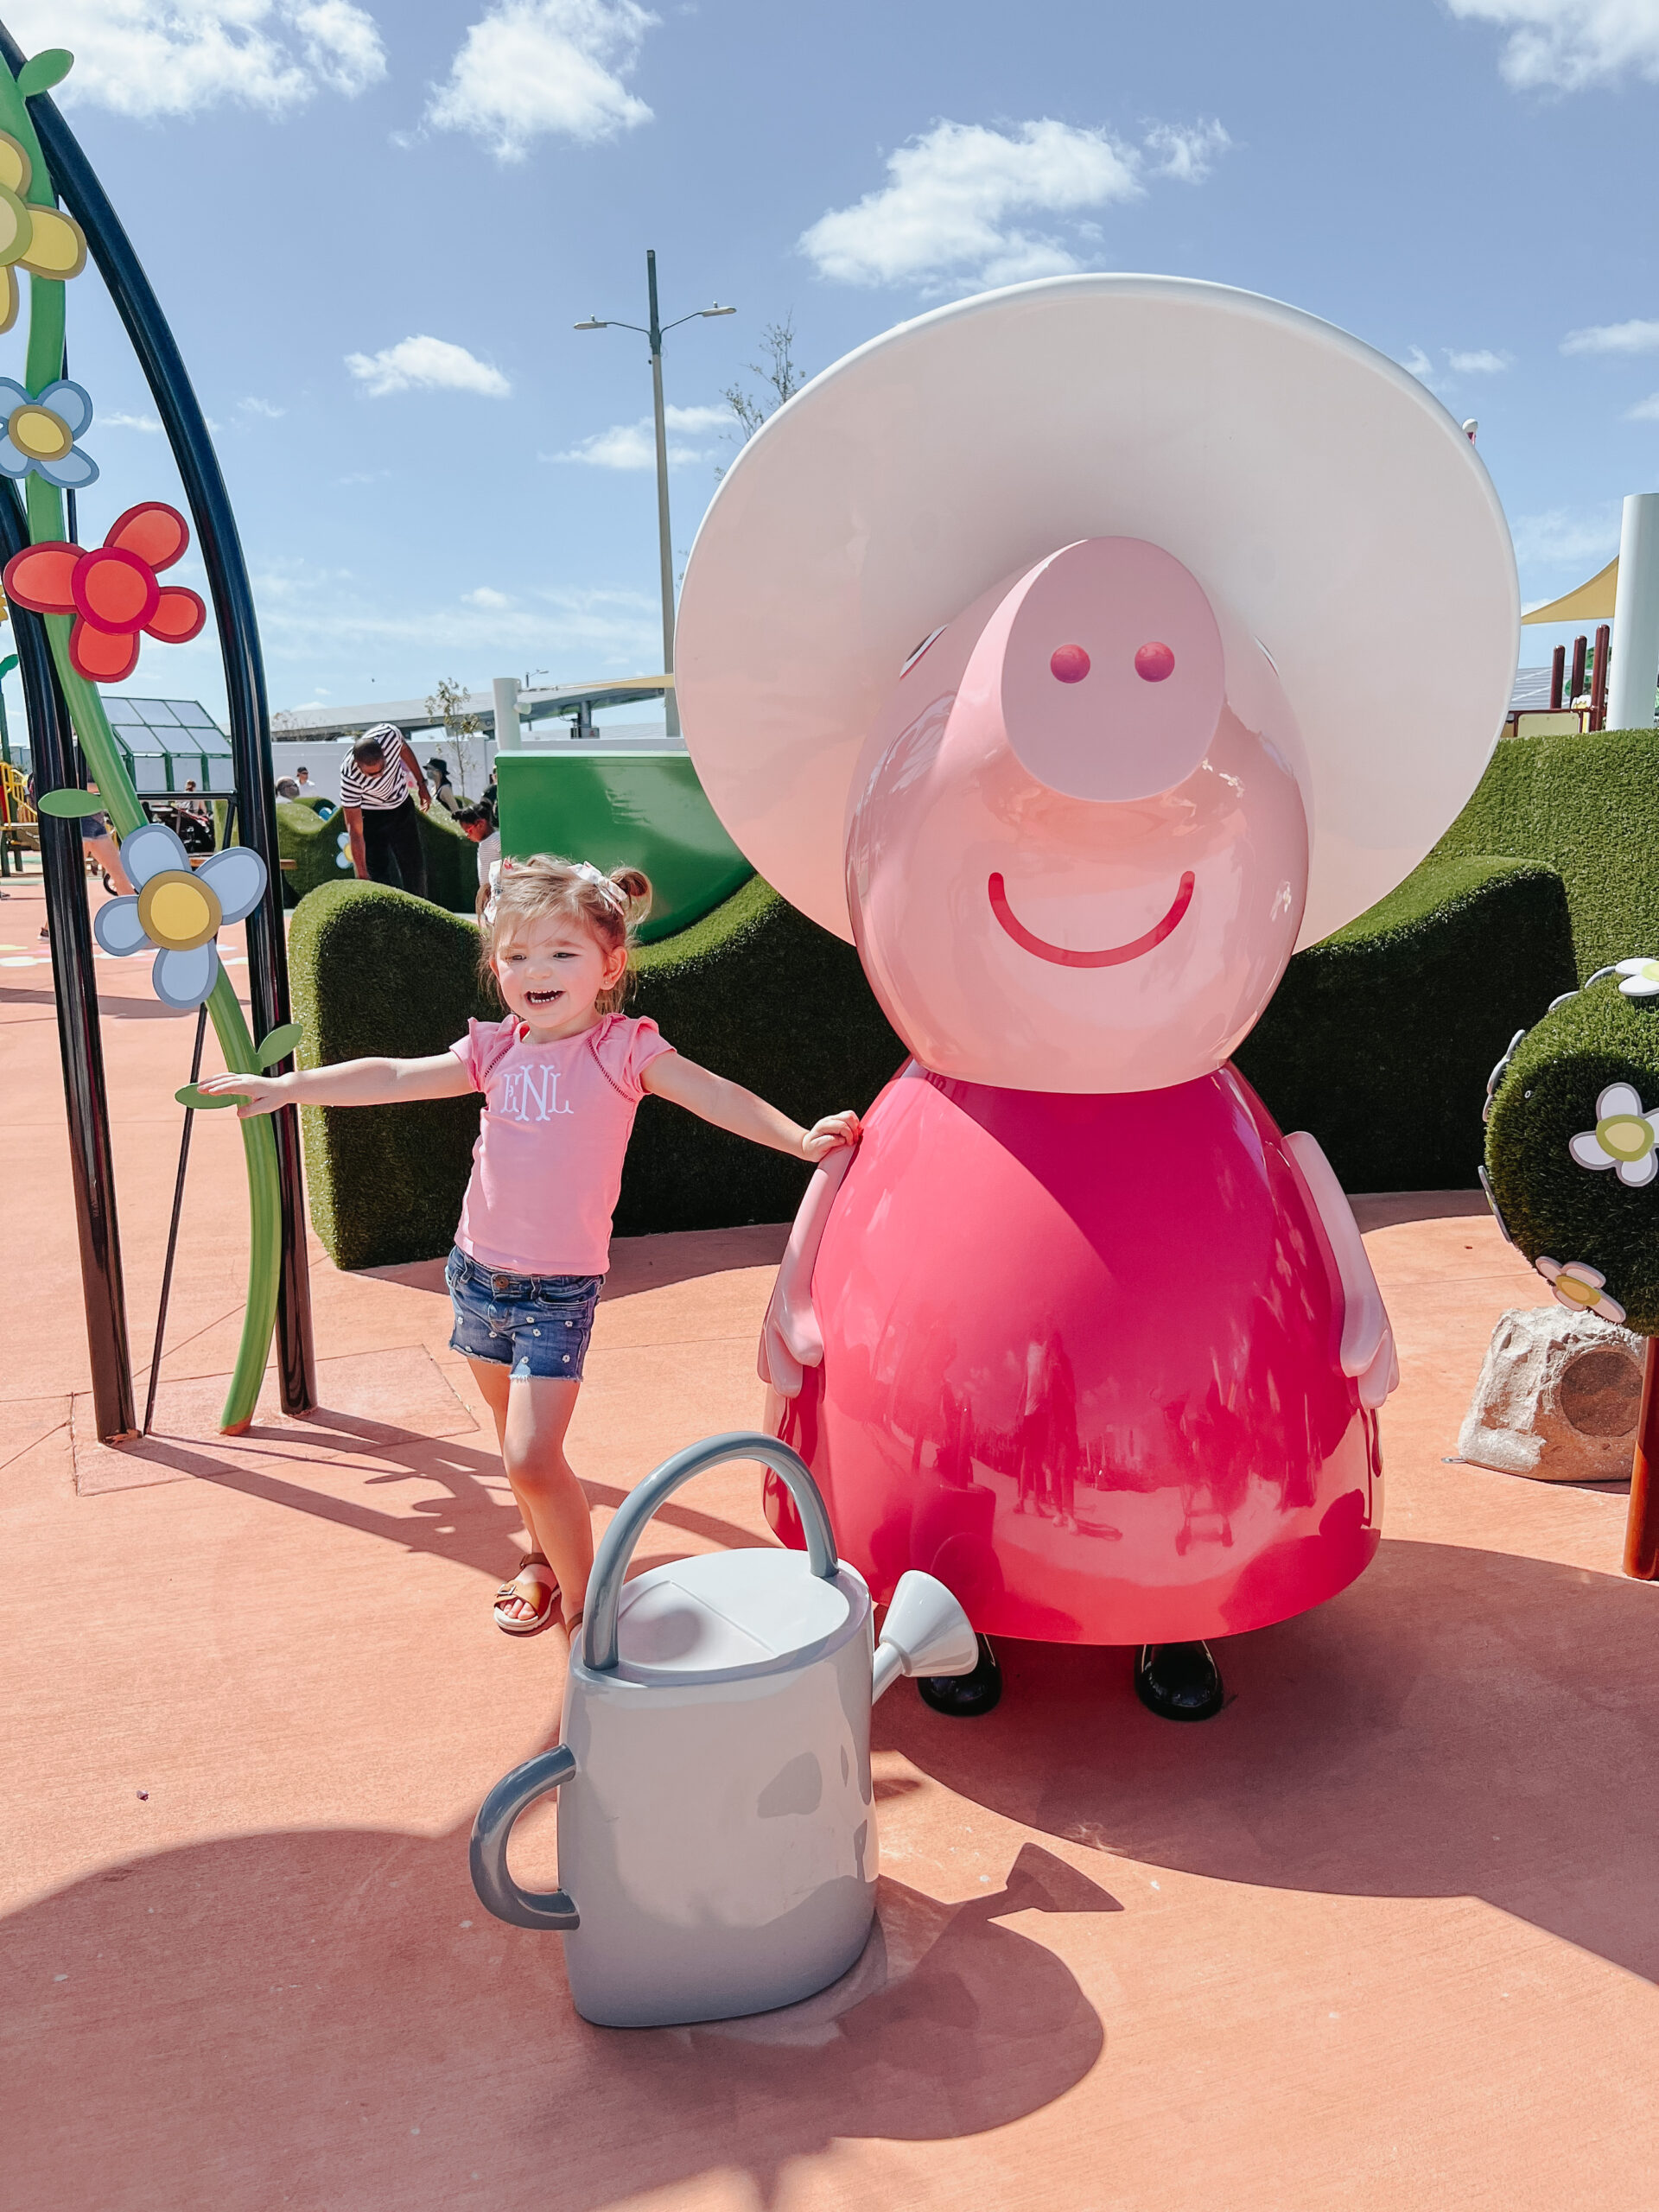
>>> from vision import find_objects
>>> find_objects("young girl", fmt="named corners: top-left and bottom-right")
top-left (198, 855), bottom-right (860, 1639)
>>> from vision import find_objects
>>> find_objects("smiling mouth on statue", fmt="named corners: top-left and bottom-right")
top-left (987, 871), bottom-right (1196, 968)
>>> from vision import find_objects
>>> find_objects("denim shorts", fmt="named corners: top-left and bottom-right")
top-left (445, 1248), bottom-right (602, 1380)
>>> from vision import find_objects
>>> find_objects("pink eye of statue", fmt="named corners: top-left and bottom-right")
top-left (1135, 640), bottom-right (1176, 683)
top-left (1049, 644), bottom-right (1090, 683)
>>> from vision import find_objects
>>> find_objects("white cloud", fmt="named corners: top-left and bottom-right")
top-left (240, 396), bottom-right (286, 417)
top-left (345, 335), bottom-right (510, 397)
top-left (1511, 505), bottom-right (1620, 571)
top-left (101, 409), bottom-right (163, 431)
top-left (548, 401), bottom-right (727, 468)
top-left (252, 556), bottom-right (660, 674)
top-left (800, 117), bottom-right (1220, 289)
top-left (427, 0), bottom-right (656, 161)
top-left (1445, 0), bottom-right (1659, 91)
top-left (1627, 392), bottom-right (1659, 419)
top-left (463, 586), bottom-right (513, 608)
top-left (1562, 317), bottom-right (1659, 354)
top-left (1400, 344), bottom-right (1511, 383)
top-left (3, 0), bottom-right (385, 118)
top-left (1143, 118), bottom-right (1231, 183)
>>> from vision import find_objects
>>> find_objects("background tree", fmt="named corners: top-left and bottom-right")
top-left (722, 315), bottom-right (806, 451)
top-left (425, 677), bottom-right (486, 801)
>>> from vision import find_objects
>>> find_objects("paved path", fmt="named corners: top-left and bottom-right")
top-left (2, 870), bottom-right (1655, 2212)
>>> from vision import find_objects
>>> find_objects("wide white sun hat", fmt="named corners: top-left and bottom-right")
top-left (674, 273), bottom-right (1519, 950)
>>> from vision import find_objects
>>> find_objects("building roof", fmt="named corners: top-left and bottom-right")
top-left (270, 677), bottom-right (671, 746)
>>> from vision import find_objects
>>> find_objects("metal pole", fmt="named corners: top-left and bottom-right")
top-left (0, 477), bottom-right (136, 1439)
top-left (1607, 492), bottom-right (1659, 731)
top-left (645, 250), bottom-right (681, 739)
top-left (1591, 622), bottom-right (1611, 731)
top-left (1625, 1338), bottom-right (1659, 1580)
top-left (1, 28), bottom-right (317, 1414)
top-left (1549, 644), bottom-right (1565, 713)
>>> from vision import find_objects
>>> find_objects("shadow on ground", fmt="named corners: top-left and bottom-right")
top-left (2, 1834), bottom-right (1110, 2211)
top-left (879, 1535), bottom-right (1659, 1985)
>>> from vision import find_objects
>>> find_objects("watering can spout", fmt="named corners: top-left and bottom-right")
top-left (871, 1571), bottom-right (979, 1701)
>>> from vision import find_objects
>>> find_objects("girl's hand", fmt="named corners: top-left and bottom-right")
top-left (800, 1110), bottom-right (861, 1162)
top-left (194, 1070), bottom-right (289, 1119)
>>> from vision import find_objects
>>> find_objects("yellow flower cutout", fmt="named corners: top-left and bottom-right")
top-left (0, 131), bottom-right (86, 334)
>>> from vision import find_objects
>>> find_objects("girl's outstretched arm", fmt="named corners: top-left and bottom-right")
top-left (195, 1053), bottom-right (475, 1119)
top-left (643, 1052), bottom-right (860, 1160)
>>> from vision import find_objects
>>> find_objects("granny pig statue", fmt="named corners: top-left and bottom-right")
top-left (676, 276), bottom-right (1520, 1722)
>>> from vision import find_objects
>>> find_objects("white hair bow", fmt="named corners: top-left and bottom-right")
top-left (571, 860), bottom-right (629, 911)
top-left (482, 856), bottom-right (503, 928)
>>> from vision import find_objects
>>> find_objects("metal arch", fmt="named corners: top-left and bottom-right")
top-left (0, 474), bottom-right (136, 1439)
top-left (0, 21), bottom-right (315, 1414)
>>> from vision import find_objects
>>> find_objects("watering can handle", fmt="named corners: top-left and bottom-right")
top-left (582, 1430), bottom-right (838, 1673)
top-left (469, 1745), bottom-right (581, 1931)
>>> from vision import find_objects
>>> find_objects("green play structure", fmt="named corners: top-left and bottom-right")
top-left (494, 749), bottom-right (752, 942)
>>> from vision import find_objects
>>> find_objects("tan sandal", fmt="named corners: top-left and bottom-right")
top-left (493, 1554), bottom-right (559, 1637)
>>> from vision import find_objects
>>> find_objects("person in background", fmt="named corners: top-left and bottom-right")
top-left (275, 776), bottom-right (300, 799)
top-left (339, 723), bottom-right (431, 898)
top-left (295, 766), bottom-right (312, 793)
top-left (454, 801), bottom-right (499, 918)
top-left (426, 756), bottom-right (457, 813)
top-left (37, 780), bottom-right (131, 938)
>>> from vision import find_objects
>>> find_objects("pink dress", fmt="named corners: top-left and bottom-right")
top-left (766, 1063), bottom-right (1381, 1646)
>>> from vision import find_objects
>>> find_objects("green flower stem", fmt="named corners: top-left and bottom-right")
top-left (2, 83), bottom-right (284, 1432)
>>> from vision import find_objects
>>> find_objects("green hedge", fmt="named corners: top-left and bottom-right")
top-left (289, 875), bottom-right (905, 1269)
top-left (1433, 728), bottom-right (1659, 979)
top-left (1484, 977), bottom-right (1659, 1333)
top-left (277, 793), bottom-right (478, 914)
top-left (1235, 853), bottom-right (1576, 1192)
top-left (289, 883), bottom-right (486, 1270)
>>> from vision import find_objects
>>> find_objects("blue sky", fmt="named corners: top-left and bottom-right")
top-left (4, 0), bottom-right (1658, 720)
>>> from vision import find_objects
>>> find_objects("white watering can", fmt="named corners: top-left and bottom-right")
top-left (469, 1431), bottom-right (979, 2028)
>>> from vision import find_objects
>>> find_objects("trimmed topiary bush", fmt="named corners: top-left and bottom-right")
top-left (289, 874), bottom-right (906, 1269)
top-left (289, 882), bottom-right (485, 1269)
top-left (416, 802), bottom-right (481, 912)
top-left (620, 873), bottom-right (905, 1235)
top-left (1433, 728), bottom-right (1659, 980)
top-left (276, 795), bottom-right (344, 906)
top-left (1236, 854), bottom-right (1576, 1192)
top-left (1484, 977), bottom-right (1659, 1334)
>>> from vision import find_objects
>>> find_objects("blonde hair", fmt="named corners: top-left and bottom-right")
top-left (480, 855), bottom-right (652, 1016)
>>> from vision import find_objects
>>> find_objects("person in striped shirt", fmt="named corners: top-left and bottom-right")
top-left (339, 724), bottom-right (433, 898)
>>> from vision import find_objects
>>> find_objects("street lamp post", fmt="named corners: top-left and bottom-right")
top-left (576, 251), bottom-right (733, 739)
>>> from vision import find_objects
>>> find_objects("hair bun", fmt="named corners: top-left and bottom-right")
top-left (610, 866), bottom-right (652, 907)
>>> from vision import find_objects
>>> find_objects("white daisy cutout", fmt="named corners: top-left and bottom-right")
top-left (1615, 957), bottom-right (1659, 998)
top-left (1568, 1082), bottom-right (1659, 1187)
top-left (1535, 1256), bottom-right (1626, 1326)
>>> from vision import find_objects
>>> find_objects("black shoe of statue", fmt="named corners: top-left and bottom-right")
top-left (918, 1634), bottom-right (1002, 1717)
top-left (1135, 1640), bottom-right (1224, 1721)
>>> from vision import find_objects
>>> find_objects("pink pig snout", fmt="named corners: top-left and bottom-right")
top-left (960, 537), bottom-right (1226, 804)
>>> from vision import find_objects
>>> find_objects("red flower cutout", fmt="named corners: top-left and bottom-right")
top-left (3, 501), bottom-right (207, 684)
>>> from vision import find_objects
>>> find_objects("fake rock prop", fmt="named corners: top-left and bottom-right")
top-left (1459, 1306), bottom-right (1644, 1483)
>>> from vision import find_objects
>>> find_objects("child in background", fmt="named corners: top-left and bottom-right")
top-left (196, 855), bottom-right (860, 1641)
top-left (454, 802), bottom-right (499, 918)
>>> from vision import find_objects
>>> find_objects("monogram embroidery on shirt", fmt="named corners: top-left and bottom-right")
top-left (498, 1065), bottom-right (576, 1121)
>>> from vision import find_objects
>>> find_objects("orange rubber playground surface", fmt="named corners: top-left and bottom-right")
top-left (3, 866), bottom-right (1656, 2212)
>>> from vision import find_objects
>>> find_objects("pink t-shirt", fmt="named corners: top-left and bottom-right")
top-left (449, 1013), bottom-right (677, 1275)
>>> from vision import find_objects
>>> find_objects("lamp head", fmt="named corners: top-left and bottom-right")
top-left (574, 318), bottom-right (607, 332)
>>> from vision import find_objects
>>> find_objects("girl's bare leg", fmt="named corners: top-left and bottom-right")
top-left (468, 1360), bottom-right (592, 1624)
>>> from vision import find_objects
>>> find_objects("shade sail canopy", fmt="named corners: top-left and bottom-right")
top-left (1522, 556), bottom-right (1618, 626)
